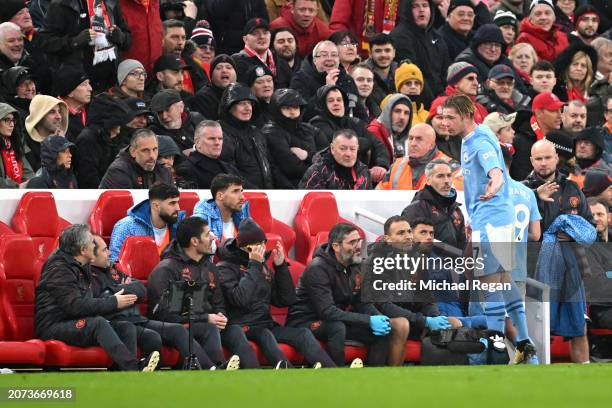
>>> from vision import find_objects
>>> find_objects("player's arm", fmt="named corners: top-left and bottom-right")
top-left (528, 220), bottom-right (541, 242)
top-left (480, 167), bottom-right (504, 201)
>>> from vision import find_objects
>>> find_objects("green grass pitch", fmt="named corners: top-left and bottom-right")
top-left (1, 364), bottom-right (611, 407)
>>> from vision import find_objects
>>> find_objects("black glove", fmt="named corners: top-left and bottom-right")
top-left (107, 26), bottom-right (124, 45)
top-left (72, 29), bottom-right (92, 49)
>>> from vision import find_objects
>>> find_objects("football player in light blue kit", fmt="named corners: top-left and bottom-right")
top-left (441, 95), bottom-right (537, 364)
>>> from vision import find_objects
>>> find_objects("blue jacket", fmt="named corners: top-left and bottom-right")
top-left (192, 198), bottom-right (250, 241)
top-left (109, 199), bottom-right (186, 261)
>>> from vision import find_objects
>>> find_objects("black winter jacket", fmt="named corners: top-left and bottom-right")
top-left (286, 243), bottom-right (379, 328)
top-left (98, 147), bottom-right (174, 189)
top-left (232, 50), bottom-right (292, 89)
top-left (148, 111), bottom-right (205, 152)
top-left (216, 238), bottom-right (295, 328)
top-left (455, 46), bottom-right (515, 85)
top-left (510, 110), bottom-right (538, 182)
top-left (75, 127), bottom-right (123, 188)
top-left (299, 148), bottom-right (372, 190)
top-left (175, 150), bottom-right (247, 190)
top-left (207, 0), bottom-right (269, 55)
top-left (147, 240), bottom-right (225, 324)
top-left (90, 264), bottom-right (147, 324)
top-left (402, 185), bottom-right (466, 250)
top-left (187, 84), bottom-right (225, 120)
top-left (476, 88), bottom-right (531, 115)
top-left (35, 249), bottom-right (118, 337)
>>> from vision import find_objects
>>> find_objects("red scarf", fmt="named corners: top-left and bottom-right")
top-left (1, 139), bottom-right (23, 184)
top-left (530, 115), bottom-right (545, 141)
top-left (566, 86), bottom-right (587, 103)
top-left (243, 46), bottom-right (276, 76)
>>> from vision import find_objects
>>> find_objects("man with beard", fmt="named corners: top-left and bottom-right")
top-left (109, 183), bottom-right (185, 262)
top-left (147, 55), bottom-right (192, 101)
top-left (193, 173), bottom-right (250, 242)
top-left (24, 95), bottom-right (68, 171)
top-left (188, 55), bottom-right (237, 120)
top-left (562, 100), bottom-right (588, 135)
top-left (287, 222), bottom-right (407, 367)
top-left (367, 93), bottom-right (412, 160)
top-left (271, 27), bottom-right (301, 74)
top-left (569, 5), bottom-right (601, 46)
top-left (569, 127), bottom-right (611, 189)
top-left (99, 129), bottom-right (174, 189)
top-left (364, 34), bottom-right (397, 107)
top-left (588, 198), bottom-right (609, 243)
top-left (402, 159), bottom-right (466, 251)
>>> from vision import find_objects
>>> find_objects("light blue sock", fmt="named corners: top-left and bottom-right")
top-left (483, 290), bottom-right (506, 333)
top-left (503, 282), bottom-right (529, 342)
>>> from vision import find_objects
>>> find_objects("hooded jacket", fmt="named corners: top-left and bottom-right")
top-left (192, 198), bottom-right (251, 242)
top-left (109, 198), bottom-right (187, 261)
top-left (35, 249), bottom-right (119, 338)
top-left (569, 127), bottom-right (611, 188)
top-left (187, 84), bottom-right (226, 120)
top-left (24, 95), bottom-right (69, 171)
top-left (75, 94), bottom-right (133, 188)
top-left (218, 83), bottom-right (275, 189)
top-left (523, 170), bottom-right (593, 234)
top-left (390, 0), bottom-right (451, 107)
top-left (309, 85), bottom-right (389, 169)
top-left (216, 237), bottom-right (295, 328)
top-left (402, 185), bottom-right (466, 250)
top-left (299, 147), bottom-right (372, 190)
top-left (515, 17), bottom-right (569, 63)
top-left (147, 240), bottom-right (225, 324)
top-left (261, 89), bottom-right (318, 188)
top-left (26, 136), bottom-right (78, 189)
top-left (286, 243), bottom-right (379, 328)
top-left (455, 45), bottom-right (514, 85)
top-left (367, 93), bottom-right (413, 160)
top-left (269, 5), bottom-right (331, 58)
top-left (98, 146), bottom-right (174, 190)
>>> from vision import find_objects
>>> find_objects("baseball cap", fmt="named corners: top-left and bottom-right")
top-left (532, 92), bottom-right (565, 112)
top-left (153, 55), bottom-right (190, 73)
top-left (243, 18), bottom-right (269, 36)
top-left (150, 89), bottom-right (182, 112)
top-left (124, 97), bottom-right (151, 116)
top-left (488, 64), bottom-right (515, 81)
top-left (483, 112), bottom-right (517, 133)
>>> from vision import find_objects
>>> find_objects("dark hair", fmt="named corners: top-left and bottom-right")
top-left (271, 26), bottom-right (297, 44)
top-left (149, 183), bottom-right (180, 201)
top-left (332, 128), bottom-right (358, 142)
top-left (210, 173), bottom-right (244, 199)
top-left (92, 234), bottom-right (104, 256)
top-left (0, 110), bottom-right (25, 160)
top-left (369, 33), bottom-right (394, 48)
top-left (328, 30), bottom-right (358, 46)
top-left (59, 224), bottom-right (91, 256)
top-left (530, 60), bottom-right (555, 74)
top-left (163, 19), bottom-right (185, 35)
top-left (328, 222), bottom-right (358, 244)
top-left (176, 217), bottom-right (209, 248)
top-left (587, 197), bottom-right (609, 213)
top-left (384, 215), bottom-right (410, 235)
top-left (409, 217), bottom-right (433, 229)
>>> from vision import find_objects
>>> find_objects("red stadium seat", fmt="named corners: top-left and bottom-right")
top-left (0, 220), bottom-right (14, 237)
top-left (244, 192), bottom-right (296, 254)
top-left (550, 335), bottom-right (571, 362)
top-left (0, 236), bottom-right (46, 366)
top-left (179, 192), bottom-right (200, 217)
top-left (11, 192), bottom-right (70, 261)
top-left (89, 190), bottom-right (134, 244)
top-left (115, 236), bottom-right (160, 284)
top-left (294, 192), bottom-right (364, 264)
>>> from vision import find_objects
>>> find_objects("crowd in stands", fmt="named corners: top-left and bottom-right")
top-left (0, 0), bottom-right (611, 369)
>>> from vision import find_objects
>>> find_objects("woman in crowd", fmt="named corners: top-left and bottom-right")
top-left (509, 43), bottom-right (538, 86)
top-left (0, 103), bottom-right (33, 188)
top-left (554, 43), bottom-right (598, 103)
top-left (329, 30), bottom-right (360, 74)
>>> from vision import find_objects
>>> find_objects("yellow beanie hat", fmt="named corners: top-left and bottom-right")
top-left (394, 63), bottom-right (424, 90)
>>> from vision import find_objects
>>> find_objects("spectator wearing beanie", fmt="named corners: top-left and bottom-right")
top-left (55, 67), bottom-right (92, 143)
top-left (394, 62), bottom-right (428, 125)
top-left (75, 94), bottom-right (135, 188)
top-left (437, 0), bottom-right (489, 62)
top-left (569, 5), bottom-right (601, 46)
top-left (545, 128), bottom-right (574, 176)
top-left (190, 21), bottom-right (216, 75)
top-left (26, 135), bottom-right (77, 189)
top-left (583, 169), bottom-right (612, 205)
top-left (515, 0), bottom-right (569, 63)
top-left (491, 0), bottom-right (530, 22)
top-left (188, 54), bottom-right (238, 120)
top-left (552, 0), bottom-right (575, 35)
top-left (442, 61), bottom-right (489, 123)
top-left (493, 10), bottom-right (518, 48)
top-left (156, 134), bottom-right (182, 184)
top-left (456, 23), bottom-right (515, 82)
top-left (120, 0), bottom-right (163, 73)
top-left (390, 0), bottom-right (451, 108)
top-left (0, 66), bottom-right (36, 120)
top-left (245, 65), bottom-right (275, 127)
top-left (111, 59), bottom-right (147, 100)
top-left (569, 127), bottom-right (611, 189)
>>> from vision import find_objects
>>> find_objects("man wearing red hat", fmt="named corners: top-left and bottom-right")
top-left (511, 91), bottom-right (564, 181)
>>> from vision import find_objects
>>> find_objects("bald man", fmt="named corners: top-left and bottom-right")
top-left (377, 124), bottom-right (460, 190)
top-left (524, 139), bottom-right (594, 364)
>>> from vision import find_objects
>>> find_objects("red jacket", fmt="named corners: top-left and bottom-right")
top-left (330, 0), bottom-right (396, 57)
top-left (367, 118), bottom-right (394, 160)
top-left (119, 0), bottom-right (163, 73)
top-left (515, 18), bottom-right (568, 63)
top-left (270, 5), bottom-right (331, 58)
top-left (441, 86), bottom-right (488, 124)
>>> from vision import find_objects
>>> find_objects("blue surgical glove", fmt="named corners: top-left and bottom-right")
top-left (426, 316), bottom-right (452, 331)
top-left (369, 315), bottom-right (391, 336)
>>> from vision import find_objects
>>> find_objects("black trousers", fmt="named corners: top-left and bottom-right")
top-left (44, 317), bottom-right (139, 370)
top-left (305, 321), bottom-right (390, 367)
top-left (224, 324), bottom-right (336, 368)
top-left (220, 324), bottom-right (260, 368)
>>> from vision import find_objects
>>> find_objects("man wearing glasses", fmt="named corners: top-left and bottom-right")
top-left (477, 64), bottom-right (531, 115)
top-left (113, 59), bottom-right (147, 100)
